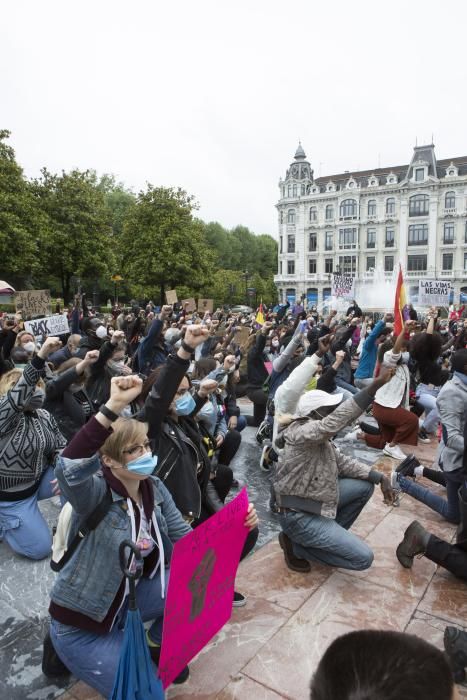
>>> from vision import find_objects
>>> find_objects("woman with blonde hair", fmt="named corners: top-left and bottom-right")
top-left (0, 336), bottom-right (66, 559)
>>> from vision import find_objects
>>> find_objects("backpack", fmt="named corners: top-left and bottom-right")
top-left (51, 488), bottom-right (113, 572)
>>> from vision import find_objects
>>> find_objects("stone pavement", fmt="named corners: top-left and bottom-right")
top-left (1, 419), bottom-right (466, 699)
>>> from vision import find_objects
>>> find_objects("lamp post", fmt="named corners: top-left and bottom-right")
top-left (242, 270), bottom-right (250, 304)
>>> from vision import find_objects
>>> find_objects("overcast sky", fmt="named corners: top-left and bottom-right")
top-left (2, 1), bottom-right (467, 236)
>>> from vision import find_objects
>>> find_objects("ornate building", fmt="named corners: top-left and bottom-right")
top-left (274, 143), bottom-right (467, 308)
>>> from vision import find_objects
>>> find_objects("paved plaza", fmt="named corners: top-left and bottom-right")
top-left (1, 410), bottom-right (466, 699)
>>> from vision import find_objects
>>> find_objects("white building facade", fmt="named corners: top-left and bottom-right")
top-left (274, 143), bottom-right (467, 308)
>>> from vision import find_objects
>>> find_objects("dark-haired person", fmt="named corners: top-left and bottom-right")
top-left (394, 348), bottom-right (467, 524)
top-left (354, 313), bottom-right (392, 389)
top-left (310, 629), bottom-right (460, 700)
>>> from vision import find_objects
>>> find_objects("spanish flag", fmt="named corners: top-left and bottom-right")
top-left (256, 299), bottom-right (265, 326)
top-left (394, 263), bottom-right (409, 335)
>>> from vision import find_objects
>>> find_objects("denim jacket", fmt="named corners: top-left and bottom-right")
top-left (50, 452), bottom-right (190, 622)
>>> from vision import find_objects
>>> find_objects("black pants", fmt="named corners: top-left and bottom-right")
top-left (426, 534), bottom-right (467, 580)
top-left (246, 387), bottom-right (267, 426)
top-left (218, 430), bottom-right (241, 467)
top-left (423, 466), bottom-right (447, 487)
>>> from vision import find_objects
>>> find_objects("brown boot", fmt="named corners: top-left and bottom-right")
top-left (279, 532), bottom-right (311, 573)
top-left (396, 520), bottom-right (428, 568)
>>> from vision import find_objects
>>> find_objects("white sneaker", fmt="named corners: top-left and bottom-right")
top-left (383, 443), bottom-right (407, 460)
top-left (341, 429), bottom-right (361, 442)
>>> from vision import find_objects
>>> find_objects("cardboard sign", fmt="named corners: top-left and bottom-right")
top-left (197, 298), bottom-right (214, 313)
top-left (418, 279), bottom-right (452, 306)
top-left (159, 488), bottom-right (249, 689)
top-left (165, 289), bottom-right (178, 305)
top-left (234, 326), bottom-right (251, 347)
top-left (331, 274), bottom-right (355, 300)
top-left (24, 314), bottom-right (69, 338)
top-left (15, 290), bottom-right (51, 319)
top-left (181, 298), bottom-right (197, 313)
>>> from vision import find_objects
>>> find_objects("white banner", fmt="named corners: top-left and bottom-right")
top-left (24, 314), bottom-right (69, 338)
top-left (418, 279), bottom-right (452, 306)
top-left (332, 273), bottom-right (355, 300)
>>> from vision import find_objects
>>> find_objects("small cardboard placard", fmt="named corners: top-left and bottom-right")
top-left (181, 298), bottom-right (197, 312)
top-left (165, 290), bottom-right (178, 305)
top-left (197, 298), bottom-right (214, 313)
top-left (15, 290), bottom-right (51, 319)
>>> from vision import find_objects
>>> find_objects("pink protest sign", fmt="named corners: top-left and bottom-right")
top-left (158, 488), bottom-right (249, 688)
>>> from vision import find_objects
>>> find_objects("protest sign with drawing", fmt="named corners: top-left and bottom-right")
top-left (331, 274), bottom-right (355, 300)
top-left (15, 290), bottom-right (51, 319)
top-left (418, 279), bottom-right (452, 306)
top-left (181, 298), bottom-right (197, 312)
top-left (158, 488), bottom-right (249, 689)
top-left (197, 298), bottom-right (214, 313)
top-left (165, 289), bottom-right (178, 305)
top-left (24, 314), bottom-right (69, 338)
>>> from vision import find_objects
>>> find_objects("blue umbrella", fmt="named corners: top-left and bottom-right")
top-left (110, 540), bottom-right (165, 700)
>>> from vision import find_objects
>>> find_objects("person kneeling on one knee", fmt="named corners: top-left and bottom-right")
top-left (273, 367), bottom-right (397, 573)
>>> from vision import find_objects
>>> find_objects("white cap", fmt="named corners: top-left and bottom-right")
top-left (296, 390), bottom-right (343, 417)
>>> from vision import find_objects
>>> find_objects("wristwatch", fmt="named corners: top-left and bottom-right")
top-left (99, 404), bottom-right (120, 422)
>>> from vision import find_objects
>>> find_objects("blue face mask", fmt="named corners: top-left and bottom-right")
top-left (175, 392), bottom-right (196, 416)
top-left (126, 452), bottom-right (158, 476)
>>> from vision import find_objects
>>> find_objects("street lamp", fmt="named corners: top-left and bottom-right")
top-left (242, 270), bottom-right (250, 304)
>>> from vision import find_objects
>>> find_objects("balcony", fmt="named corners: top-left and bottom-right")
top-left (444, 208), bottom-right (456, 216)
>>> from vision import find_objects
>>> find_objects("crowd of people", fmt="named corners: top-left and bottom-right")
top-left (0, 293), bottom-right (466, 698)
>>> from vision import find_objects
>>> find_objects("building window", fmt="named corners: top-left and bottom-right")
top-left (384, 256), bottom-right (394, 272)
top-left (280, 211), bottom-right (283, 224)
top-left (309, 232), bottom-right (317, 251)
top-left (285, 287), bottom-right (296, 302)
top-left (292, 184), bottom-right (297, 197)
top-left (287, 260), bottom-right (295, 275)
top-left (442, 253), bottom-right (453, 271)
top-left (386, 197), bottom-right (395, 215)
top-left (443, 222), bottom-right (455, 244)
top-left (340, 198), bottom-right (358, 218)
top-left (287, 234), bottom-right (295, 253)
top-left (366, 256), bottom-right (376, 271)
top-left (279, 236), bottom-right (283, 253)
top-left (325, 258), bottom-right (333, 274)
top-left (408, 223), bottom-right (428, 246)
top-left (465, 221), bottom-right (467, 244)
top-left (339, 227), bottom-right (357, 249)
top-left (279, 261), bottom-right (282, 274)
top-left (464, 252), bottom-right (467, 270)
top-left (287, 209), bottom-right (295, 224)
top-left (385, 227), bottom-right (395, 247)
top-left (409, 194), bottom-right (429, 216)
top-left (445, 191), bottom-right (456, 209)
top-left (407, 254), bottom-right (427, 272)
top-left (282, 187), bottom-right (285, 198)
top-left (309, 207), bottom-right (317, 222)
top-left (367, 200), bottom-right (376, 217)
top-left (287, 185), bottom-right (291, 197)
top-left (325, 231), bottom-right (333, 250)
top-left (367, 228), bottom-right (376, 248)
top-left (301, 184), bottom-right (305, 195)
top-left (338, 255), bottom-right (357, 275)
top-left (415, 167), bottom-right (425, 182)
top-left (326, 204), bottom-right (334, 220)
top-left (308, 258), bottom-right (317, 274)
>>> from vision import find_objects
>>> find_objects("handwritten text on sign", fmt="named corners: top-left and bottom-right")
top-left (332, 274), bottom-right (355, 300)
top-left (15, 290), bottom-right (51, 319)
top-left (418, 279), bottom-right (452, 306)
top-left (158, 488), bottom-right (249, 689)
top-left (24, 314), bottom-right (69, 338)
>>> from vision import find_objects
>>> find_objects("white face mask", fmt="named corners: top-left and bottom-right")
top-left (23, 341), bottom-right (36, 354)
top-left (95, 325), bottom-right (108, 339)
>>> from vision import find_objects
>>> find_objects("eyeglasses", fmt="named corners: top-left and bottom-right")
top-left (122, 440), bottom-right (152, 456)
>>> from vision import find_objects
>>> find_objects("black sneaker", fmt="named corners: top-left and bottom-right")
top-left (233, 591), bottom-right (247, 607)
top-left (149, 645), bottom-right (190, 684)
top-left (42, 631), bottom-right (70, 678)
top-left (260, 445), bottom-right (272, 472)
top-left (396, 520), bottom-right (428, 568)
top-left (395, 454), bottom-right (420, 479)
top-left (418, 427), bottom-right (431, 443)
top-left (359, 421), bottom-right (381, 436)
top-left (444, 626), bottom-right (467, 683)
top-left (278, 532), bottom-right (311, 573)
top-left (255, 420), bottom-right (271, 445)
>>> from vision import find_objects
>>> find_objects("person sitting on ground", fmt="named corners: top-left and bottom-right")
top-left (0, 336), bottom-right (67, 560)
top-left (309, 629), bottom-right (460, 700)
top-left (273, 367), bottom-right (396, 573)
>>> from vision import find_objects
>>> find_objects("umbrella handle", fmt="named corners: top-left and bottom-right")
top-left (119, 539), bottom-right (143, 581)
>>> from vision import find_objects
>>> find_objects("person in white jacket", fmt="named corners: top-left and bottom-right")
top-left (345, 320), bottom-right (419, 460)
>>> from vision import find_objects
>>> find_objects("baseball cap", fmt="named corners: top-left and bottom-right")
top-left (296, 390), bottom-right (343, 417)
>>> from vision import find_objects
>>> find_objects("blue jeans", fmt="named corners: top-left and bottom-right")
top-left (236, 415), bottom-right (247, 432)
top-left (0, 466), bottom-right (56, 560)
top-left (50, 574), bottom-right (168, 698)
top-left (399, 467), bottom-right (463, 524)
top-left (416, 384), bottom-right (440, 433)
top-left (279, 478), bottom-right (374, 570)
top-left (335, 378), bottom-right (358, 395)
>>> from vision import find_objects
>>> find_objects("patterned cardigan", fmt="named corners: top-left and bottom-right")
top-left (0, 357), bottom-right (66, 497)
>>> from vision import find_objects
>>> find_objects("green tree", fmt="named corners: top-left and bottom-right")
top-left (33, 169), bottom-right (114, 303)
top-left (119, 186), bottom-right (214, 303)
top-left (0, 130), bottom-right (44, 287)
